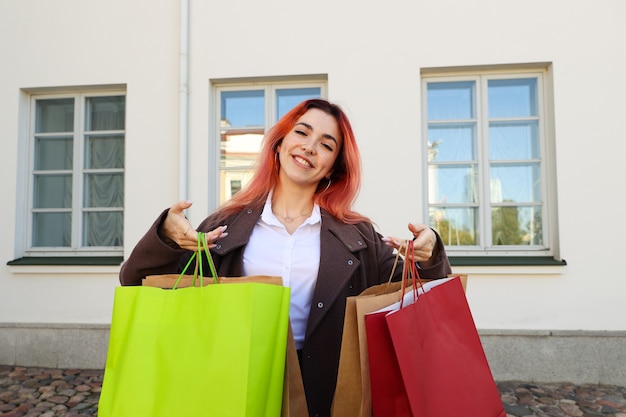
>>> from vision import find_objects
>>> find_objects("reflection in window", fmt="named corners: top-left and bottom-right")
top-left (276, 88), bottom-right (322, 118)
top-left (425, 74), bottom-right (547, 251)
top-left (221, 90), bottom-right (265, 128)
top-left (230, 179), bottom-right (242, 196)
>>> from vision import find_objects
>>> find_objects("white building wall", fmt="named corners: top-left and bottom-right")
top-left (1, 0), bottom-right (182, 324)
top-left (1, 0), bottom-right (625, 378)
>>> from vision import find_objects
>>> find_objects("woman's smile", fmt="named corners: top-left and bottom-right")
top-left (293, 155), bottom-right (313, 168)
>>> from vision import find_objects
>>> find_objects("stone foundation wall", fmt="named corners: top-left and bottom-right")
top-left (480, 329), bottom-right (626, 386)
top-left (0, 323), bottom-right (109, 369)
top-left (1, 324), bottom-right (625, 386)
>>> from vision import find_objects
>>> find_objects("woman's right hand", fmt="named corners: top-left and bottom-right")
top-left (160, 200), bottom-right (228, 251)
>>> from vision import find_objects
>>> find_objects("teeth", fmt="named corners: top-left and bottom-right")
top-left (295, 156), bottom-right (311, 167)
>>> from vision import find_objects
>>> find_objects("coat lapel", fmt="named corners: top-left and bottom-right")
top-left (304, 212), bottom-right (368, 339)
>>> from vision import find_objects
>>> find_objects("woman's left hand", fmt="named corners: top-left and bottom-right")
top-left (382, 223), bottom-right (438, 264)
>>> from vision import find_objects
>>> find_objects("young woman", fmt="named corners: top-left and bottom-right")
top-left (120, 99), bottom-right (452, 417)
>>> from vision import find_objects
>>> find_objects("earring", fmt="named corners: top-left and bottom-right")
top-left (323, 178), bottom-right (332, 192)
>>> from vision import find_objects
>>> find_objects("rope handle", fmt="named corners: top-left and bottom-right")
top-left (173, 232), bottom-right (219, 289)
top-left (399, 239), bottom-right (424, 309)
top-left (383, 248), bottom-right (403, 293)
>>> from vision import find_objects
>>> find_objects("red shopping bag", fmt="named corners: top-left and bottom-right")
top-left (363, 249), bottom-right (418, 417)
top-left (365, 309), bottom-right (412, 417)
top-left (385, 243), bottom-right (506, 417)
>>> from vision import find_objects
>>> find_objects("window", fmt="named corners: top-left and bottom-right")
top-left (423, 69), bottom-right (555, 256)
top-left (26, 91), bottom-right (125, 256)
top-left (214, 81), bottom-right (325, 204)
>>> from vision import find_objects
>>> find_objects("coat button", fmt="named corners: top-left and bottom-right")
top-left (246, 209), bottom-right (253, 214)
top-left (347, 260), bottom-right (354, 265)
top-left (357, 240), bottom-right (363, 246)
top-left (215, 244), bottom-right (222, 249)
top-left (317, 302), bottom-right (324, 308)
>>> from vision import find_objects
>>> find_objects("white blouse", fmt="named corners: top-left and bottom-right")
top-left (242, 196), bottom-right (321, 349)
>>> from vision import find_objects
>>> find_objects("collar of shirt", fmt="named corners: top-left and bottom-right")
top-left (260, 190), bottom-right (322, 226)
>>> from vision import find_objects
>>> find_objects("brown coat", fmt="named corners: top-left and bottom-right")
top-left (120, 205), bottom-right (452, 417)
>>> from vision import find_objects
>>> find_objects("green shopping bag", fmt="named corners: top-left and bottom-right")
top-left (99, 234), bottom-right (291, 417)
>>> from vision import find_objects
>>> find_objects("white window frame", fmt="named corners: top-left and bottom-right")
top-left (20, 88), bottom-right (126, 257)
top-left (209, 78), bottom-right (327, 208)
top-left (421, 66), bottom-right (557, 257)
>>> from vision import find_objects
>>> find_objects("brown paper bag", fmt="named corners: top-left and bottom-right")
top-left (282, 325), bottom-right (310, 417)
top-left (331, 273), bottom-right (467, 417)
top-left (331, 281), bottom-right (405, 417)
top-left (142, 273), bottom-right (309, 417)
top-left (143, 274), bottom-right (283, 287)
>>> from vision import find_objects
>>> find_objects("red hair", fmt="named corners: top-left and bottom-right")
top-left (215, 99), bottom-right (370, 224)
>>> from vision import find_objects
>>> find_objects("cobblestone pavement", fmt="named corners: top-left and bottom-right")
top-left (497, 381), bottom-right (626, 417)
top-left (1, 365), bottom-right (625, 416)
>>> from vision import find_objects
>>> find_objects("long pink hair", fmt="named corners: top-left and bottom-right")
top-left (215, 99), bottom-right (370, 224)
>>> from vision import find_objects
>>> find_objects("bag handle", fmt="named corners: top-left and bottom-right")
top-left (383, 248), bottom-right (403, 293)
top-left (399, 239), bottom-right (425, 308)
top-left (384, 237), bottom-right (425, 297)
top-left (173, 232), bottom-right (219, 289)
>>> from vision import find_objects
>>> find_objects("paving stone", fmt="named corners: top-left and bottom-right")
top-left (0, 368), bottom-right (100, 416)
top-left (558, 399), bottom-right (583, 416)
top-left (504, 403), bottom-right (534, 416)
top-left (1, 366), bottom-right (626, 416)
top-left (601, 404), bottom-right (620, 413)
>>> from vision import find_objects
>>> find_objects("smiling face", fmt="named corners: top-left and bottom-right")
top-left (276, 108), bottom-right (342, 191)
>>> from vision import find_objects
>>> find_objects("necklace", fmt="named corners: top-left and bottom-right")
top-left (272, 210), bottom-right (312, 223)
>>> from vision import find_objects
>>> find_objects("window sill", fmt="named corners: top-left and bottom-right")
top-left (7, 256), bottom-right (123, 266)
top-left (7, 257), bottom-right (123, 275)
top-left (448, 256), bottom-right (566, 276)
top-left (450, 256), bottom-right (566, 267)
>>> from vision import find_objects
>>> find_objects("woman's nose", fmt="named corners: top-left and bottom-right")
top-left (302, 142), bottom-right (315, 155)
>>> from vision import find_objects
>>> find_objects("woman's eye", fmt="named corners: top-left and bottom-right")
top-left (322, 143), bottom-right (334, 151)
top-left (295, 130), bottom-right (306, 136)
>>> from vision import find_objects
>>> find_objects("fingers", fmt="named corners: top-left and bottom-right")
top-left (161, 200), bottom-right (193, 245)
top-left (381, 236), bottom-right (403, 250)
top-left (160, 200), bottom-right (229, 251)
top-left (409, 223), bottom-right (436, 262)
top-left (175, 225), bottom-right (229, 252)
top-left (410, 224), bottom-right (434, 247)
top-left (408, 223), bottom-right (428, 236)
top-left (382, 223), bottom-right (436, 262)
top-left (199, 226), bottom-right (228, 250)
top-left (382, 236), bottom-right (413, 258)
top-left (169, 199), bottom-right (193, 215)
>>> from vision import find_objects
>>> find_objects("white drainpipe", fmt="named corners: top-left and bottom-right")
top-left (179, 0), bottom-right (190, 200)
